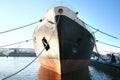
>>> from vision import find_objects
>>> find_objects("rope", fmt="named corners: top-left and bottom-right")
top-left (2, 14), bottom-right (61, 80)
top-left (0, 21), bottom-right (39, 34)
top-left (85, 23), bottom-right (120, 40)
top-left (96, 40), bottom-right (120, 48)
top-left (92, 32), bottom-right (100, 57)
top-left (93, 41), bottom-right (107, 61)
top-left (93, 39), bottom-right (120, 61)
top-left (0, 39), bottom-right (32, 48)
top-left (48, 14), bottom-right (61, 42)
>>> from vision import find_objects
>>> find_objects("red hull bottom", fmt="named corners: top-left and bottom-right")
top-left (38, 58), bottom-right (90, 80)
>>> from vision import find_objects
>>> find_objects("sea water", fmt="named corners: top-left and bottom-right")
top-left (0, 57), bottom-right (119, 80)
top-left (0, 57), bottom-right (39, 80)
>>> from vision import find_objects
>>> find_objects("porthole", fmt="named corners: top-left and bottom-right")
top-left (58, 8), bottom-right (63, 14)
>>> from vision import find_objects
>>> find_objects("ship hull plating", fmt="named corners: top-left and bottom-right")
top-left (33, 7), bottom-right (95, 74)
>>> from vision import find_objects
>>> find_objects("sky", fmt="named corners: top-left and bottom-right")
top-left (0, 0), bottom-right (120, 53)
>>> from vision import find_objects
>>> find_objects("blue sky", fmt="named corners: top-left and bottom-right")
top-left (0, 0), bottom-right (120, 52)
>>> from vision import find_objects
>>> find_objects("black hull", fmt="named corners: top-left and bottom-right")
top-left (56, 15), bottom-right (95, 60)
top-left (55, 15), bottom-right (95, 74)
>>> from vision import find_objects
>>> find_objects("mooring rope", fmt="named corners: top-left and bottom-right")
top-left (85, 23), bottom-right (120, 40)
top-left (0, 39), bottom-right (32, 48)
top-left (0, 21), bottom-right (39, 34)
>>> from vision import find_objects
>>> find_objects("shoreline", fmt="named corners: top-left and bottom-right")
top-left (0, 52), bottom-right (36, 57)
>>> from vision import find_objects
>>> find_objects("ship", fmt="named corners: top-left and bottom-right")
top-left (33, 6), bottom-right (95, 75)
